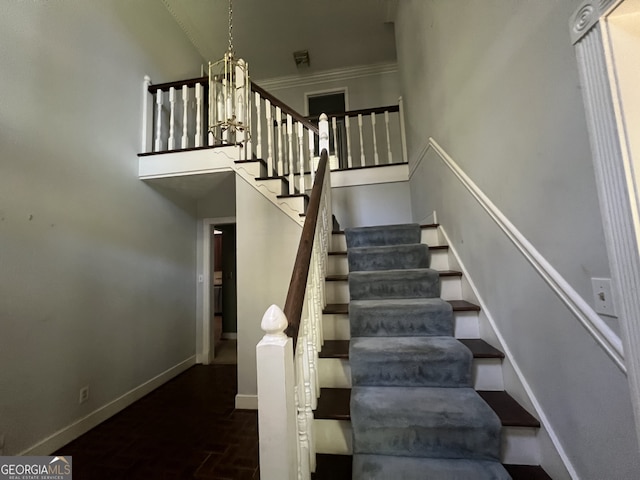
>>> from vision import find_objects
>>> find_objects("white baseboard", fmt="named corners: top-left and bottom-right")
top-left (235, 394), bottom-right (258, 410)
top-left (221, 332), bottom-right (238, 340)
top-left (20, 356), bottom-right (197, 456)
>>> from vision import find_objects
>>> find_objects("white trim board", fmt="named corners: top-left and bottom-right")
top-left (439, 226), bottom-right (577, 479)
top-left (20, 356), bottom-right (196, 456)
top-left (255, 63), bottom-right (398, 92)
top-left (426, 138), bottom-right (625, 371)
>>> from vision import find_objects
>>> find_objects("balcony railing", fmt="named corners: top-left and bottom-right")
top-left (140, 75), bottom-right (408, 179)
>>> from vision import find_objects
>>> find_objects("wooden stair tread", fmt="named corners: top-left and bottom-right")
top-left (314, 388), bottom-right (351, 420)
top-left (458, 339), bottom-right (505, 358)
top-left (332, 224), bottom-right (439, 235)
top-left (478, 391), bottom-right (541, 428)
top-left (255, 175), bottom-right (288, 182)
top-left (323, 300), bottom-right (480, 315)
top-left (312, 455), bottom-right (551, 480)
top-left (504, 464), bottom-right (553, 479)
top-left (316, 388), bottom-right (539, 428)
top-left (320, 339), bottom-right (502, 360)
top-left (447, 299), bottom-right (481, 311)
top-left (319, 340), bottom-right (349, 358)
top-left (325, 270), bottom-right (461, 281)
top-left (277, 192), bottom-right (309, 199)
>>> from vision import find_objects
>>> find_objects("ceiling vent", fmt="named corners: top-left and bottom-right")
top-left (293, 50), bottom-right (310, 68)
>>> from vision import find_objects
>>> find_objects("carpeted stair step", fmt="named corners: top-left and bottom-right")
top-left (345, 223), bottom-right (421, 248)
top-left (349, 268), bottom-right (441, 300)
top-left (353, 454), bottom-right (510, 480)
top-left (350, 336), bottom-right (472, 387)
top-left (347, 243), bottom-right (431, 272)
top-left (351, 386), bottom-right (502, 461)
top-left (350, 298), bottom-right (453, 337)
top-left (323, 299), bottom-right (479, 315)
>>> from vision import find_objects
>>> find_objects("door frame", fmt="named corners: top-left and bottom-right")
top-left (197, 216), bottom-right (236, 364)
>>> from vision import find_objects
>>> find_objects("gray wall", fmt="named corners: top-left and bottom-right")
top-left (396, 0), bottom-right (639, 478)
top-left (0, 0), bottom-right (204, 455)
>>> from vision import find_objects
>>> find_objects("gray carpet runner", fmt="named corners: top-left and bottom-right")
top-left (346, 223), bottom-right (511, 479)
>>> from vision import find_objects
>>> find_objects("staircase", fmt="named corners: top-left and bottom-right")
top-left (312, 223), bottom-right (552, 479)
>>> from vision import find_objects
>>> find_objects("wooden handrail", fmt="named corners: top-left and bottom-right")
top-left (147, 76), bottom-right (318, 134)
top-left (283, 149), bottom-right (329, 347)
top-left (305, 104), bottom-right (400, 122)
top-left (148, 76), bottom-right (208, 93)
top-left (251, 82), bottom-right (319, 134)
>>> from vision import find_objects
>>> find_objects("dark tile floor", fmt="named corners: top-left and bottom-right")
top-left (55, 365), bottom-right (259, 479)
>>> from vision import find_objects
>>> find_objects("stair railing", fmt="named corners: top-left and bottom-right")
top-left (256, 118), bottom-right (331, 480)
top-left (306, 98), bottom-right (409, 169)
top-left (141, 75), bottom-right (320, 194)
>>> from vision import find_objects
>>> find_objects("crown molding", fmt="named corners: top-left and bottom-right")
top-left (254, 62), bottom-right (398, 91)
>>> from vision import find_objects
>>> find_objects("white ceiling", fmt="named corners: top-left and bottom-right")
top-left (161, 0), bottom-right (398, 80)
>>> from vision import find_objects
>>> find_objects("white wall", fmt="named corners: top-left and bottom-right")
top-left (396, 0), bottom-right (640, 478)
top-left (235, 177), bottom-right (301, 403)
top-left (332, 182), bottom-right (412, 229)
top-left (0, 0), bottom-right (204, 455)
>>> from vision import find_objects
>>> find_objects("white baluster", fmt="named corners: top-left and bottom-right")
top-left (276, 106), bottom-right (284, 176)
top-left (195, 83), bottom-right (203, 147)
top-left (255, 92), bottom-right (263, 160)
top-left (288, 114), bottom-right (294, 195)
top-left (345, 115), bottom-right (353, 169)
top-left (301, 315), bottom-right (316, 474)
top-left (256, 305), bottom-right (298, 480)
top-left (331, 117), bottom-right (338, 167)
top-left (308, 129), bottom-right (316, 185)
top-left (371, 112), bottom-right (379, 166)
top-left (182, 85), bottom-right (189, 149)
top-left (357, 113), bottom-right (365, 167)
top-left (298, 122), bottom-right (305, 193)
top-left (385, 110), bottom-right (392, 164)
top-left (154, 90), bottom-right (163, 152)
top-left (142, 76), bottom-right (153, 153)
top-left (168, 87), bottom-right (176, 150)
top-left (266, 99), bottom-right (275, 176)
top-left (319, 114), bottom-right (329, 154)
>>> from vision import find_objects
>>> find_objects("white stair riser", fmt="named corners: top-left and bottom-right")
top-left (324, 277), bottom-right (462, 304)
top-left (322, 310), bottom-right (481, 341)
top-left (326, 250), bottom-right (449, 276)
top-left (421, 228), bottom-right (439, 245)
top-left (331, 234), bottom-right (347, 251)
top-left (254, 178), bottom-right (286, 196)
top-left (315, 419), bottom-right (353, 454)
top-left (276, 196), bottom-right (306, 215)
top-left (318, 358), bottom-right (351, 388)
top-left (323, 314), bottom-right (351, 340)
top-left (454, 311), bottom-right (481, 338)
top-left (327, 255), bottom-right (348, 275)
top-left (314, 420), bottom-right (540, 465)
top-left (318, 357), bottom-right (503, 391)
top-left (501, 427), bottom-right (541, 465)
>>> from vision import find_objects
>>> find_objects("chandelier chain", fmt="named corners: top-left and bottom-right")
top-left (228, 0), bottom-right (233, 55)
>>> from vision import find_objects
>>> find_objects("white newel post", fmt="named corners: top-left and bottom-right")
top-left (319, 113), bottom-right (330, 155)
top-left (141, 76), bottom-right (153, 153)
top-left (257, 305), bottom-right (298, 480)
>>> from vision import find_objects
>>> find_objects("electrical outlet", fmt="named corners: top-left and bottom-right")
top-left (79, 386), bottom-right (90, 404)
top-left (592, 278), bottom-right (617, 317)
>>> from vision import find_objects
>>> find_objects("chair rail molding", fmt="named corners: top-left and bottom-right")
top-left (570, 0), bottom-right (640, 449)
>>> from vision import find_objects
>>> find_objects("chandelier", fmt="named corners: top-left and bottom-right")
top-left (208, 0), bottom-right (250, 145)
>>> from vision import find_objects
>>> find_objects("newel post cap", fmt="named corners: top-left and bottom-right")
top-left (261, 304), bottom-right (288, 339)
